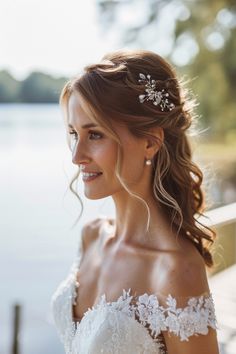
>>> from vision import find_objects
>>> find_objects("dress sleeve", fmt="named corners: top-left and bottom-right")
top-left (135, 291), bottom-right (219, 342)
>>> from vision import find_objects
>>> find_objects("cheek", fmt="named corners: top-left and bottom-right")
top-left (126, 156), bottom-right (143, 178)
top-left (92, 142), bottom-right (117, 172)
top-left (121, 147), bottom-right (144, 182)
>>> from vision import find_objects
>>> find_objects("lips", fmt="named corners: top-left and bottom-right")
top-left (82, 171), bottom-right (103, 177)
top-left (82, 171), bottom-right (102, 174)
top-left (82, 171), bottom-right (103, 182)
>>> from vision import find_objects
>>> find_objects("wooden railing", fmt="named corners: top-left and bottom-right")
top-left (200, 202), bottom-right (236, 276)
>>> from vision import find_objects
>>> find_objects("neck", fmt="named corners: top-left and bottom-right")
top-left (110, 189), bottom-right (172, 248)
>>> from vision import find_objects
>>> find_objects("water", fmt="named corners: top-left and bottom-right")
top-left (0, 104), bottom-right (115, 354)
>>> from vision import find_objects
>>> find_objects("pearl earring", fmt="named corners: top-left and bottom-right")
top-left (145, 159), bottom-right (152, 165)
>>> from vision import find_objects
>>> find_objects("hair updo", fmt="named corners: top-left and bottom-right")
top-left (60, 49), bottom-right (216, 269)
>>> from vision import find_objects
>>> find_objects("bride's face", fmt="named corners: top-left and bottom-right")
top-left (67, 92), bottom-right (148, 200)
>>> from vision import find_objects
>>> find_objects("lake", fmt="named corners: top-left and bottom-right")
top-left (0, 104), bottom-right (115, 354)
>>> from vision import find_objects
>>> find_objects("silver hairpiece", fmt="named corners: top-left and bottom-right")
top-left (138, 73), bottom-right (175, 111)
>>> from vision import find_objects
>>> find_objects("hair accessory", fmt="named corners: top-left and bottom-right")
top-left (145, 159), bottom-right (152, 165)
top-left (138, 73), bottom-right (175, 111)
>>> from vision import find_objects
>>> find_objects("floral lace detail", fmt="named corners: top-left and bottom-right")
top-left (90, 288), bottom-right (218, 343)
top-left (90, 290), bottom-right (167, 353)
top-left (136, 291), bottom-right (218, 341)
top-left (51, 238), bottom-right (83, 354)
top-left (51, 261), bottom-right (77, 353)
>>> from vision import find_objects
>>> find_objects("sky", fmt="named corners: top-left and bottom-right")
top-left (0, 0), bottom-right (117, 80)
top-left (1, 0), bottom-right (227, 81)
top-left (0, 0), bottom-right (187, 81)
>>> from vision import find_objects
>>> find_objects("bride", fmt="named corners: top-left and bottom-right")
top-left (51, 49), bottom-right (219, 354)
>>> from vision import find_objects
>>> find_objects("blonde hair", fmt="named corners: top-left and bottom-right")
top-left (60, 49), bottom-right (216, 268)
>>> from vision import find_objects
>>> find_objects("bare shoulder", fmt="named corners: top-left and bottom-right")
top-left (153, 246), bottom-right (219, 353)
top-left (152, 240), bottom-right (210, 298)
top-left (81, 217), bottom-right (112, 251)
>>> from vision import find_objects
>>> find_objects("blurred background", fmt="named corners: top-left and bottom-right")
top-left (0, 0), bottom-right (235, 353)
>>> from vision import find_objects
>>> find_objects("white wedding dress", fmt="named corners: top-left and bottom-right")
top-left (51, 221), bottom-right (218, 354)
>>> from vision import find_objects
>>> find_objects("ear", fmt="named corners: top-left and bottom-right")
top-left (144, 127), bottom-right (164, 158)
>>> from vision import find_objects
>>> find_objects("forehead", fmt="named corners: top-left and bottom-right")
top-left (68, 92), bottom-right (93, 126)
top-left (67, 92), bottom-right (140, 147)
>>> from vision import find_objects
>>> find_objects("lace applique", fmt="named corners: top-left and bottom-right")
top-left (90, 288), bottom-right (218, 342)
top-left (137, 291), bottom-right (218, 341)
top-left (51, 237), bottom-right (83, 354)
top-left (51, 260), bottom-right (78, 354)
top-left (72, 291), bottom-right (167, 354)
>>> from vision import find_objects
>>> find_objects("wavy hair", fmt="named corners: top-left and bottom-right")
top-left (60, 49), bottom-right (216, 268)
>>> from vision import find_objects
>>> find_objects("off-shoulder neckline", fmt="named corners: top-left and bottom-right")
top-left (71, 284), bottom-right (217, 346)
top-left (72, 218), bottom-right (213, 325)
top-left (72, 282), bottom-right (214, 324)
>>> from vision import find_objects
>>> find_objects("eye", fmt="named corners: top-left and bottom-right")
top-left (68, 130), bottom-right (78, 140)
top-left (68, 130), bottom-right (103, 141)
top-left (88, 131), bottom-right (103, 140)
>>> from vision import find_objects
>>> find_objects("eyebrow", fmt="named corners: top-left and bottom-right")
top-left (68, 123), bottom-right (98, 129)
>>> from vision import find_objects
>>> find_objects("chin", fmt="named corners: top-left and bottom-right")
top-left (84, 190), bottom-right (112, 200)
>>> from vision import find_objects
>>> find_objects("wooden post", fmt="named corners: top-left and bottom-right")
top-left (11, 303), bottom-right (21, 354)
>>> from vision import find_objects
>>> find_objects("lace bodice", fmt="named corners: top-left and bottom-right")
top-left (51, 223), bottom-right (218, 354)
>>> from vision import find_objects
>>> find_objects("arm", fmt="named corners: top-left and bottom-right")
top-left (163, 327), bottom-right (219, 354)
top-left (155, 256), bottom-right (220, 354)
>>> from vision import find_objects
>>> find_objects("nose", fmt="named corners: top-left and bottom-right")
top-left (71, 140), bottom-right (90, 166)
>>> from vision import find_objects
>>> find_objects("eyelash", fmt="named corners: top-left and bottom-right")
top-left (69, 130), bottom-right (103, 140)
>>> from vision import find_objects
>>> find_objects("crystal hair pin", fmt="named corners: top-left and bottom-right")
top-left (138, 73), bottom-right (175, 111)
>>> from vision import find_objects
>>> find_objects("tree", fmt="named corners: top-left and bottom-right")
top-left (20, 72), bottom-right (67, 103)
top-left (0, 70), bottom-right (20, 102)
top-left (97, 0), bottom-right (236, 139)
top-left (0, 70), bottom-right (68, 103)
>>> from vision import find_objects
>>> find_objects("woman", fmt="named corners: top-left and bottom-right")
top-left (51, 49), bottom-right (219, 354)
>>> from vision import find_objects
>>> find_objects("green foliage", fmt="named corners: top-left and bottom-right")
top-left (20, 72), bottom-right (68, 103)
top-left (97, 0), bottom-right (236, 140)
top-left (0, 71), bottom-right (21, 102)
top-left (0, 70), bottom-right (68, 103)
top-left (174, 2), bottom-right (236, 139)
